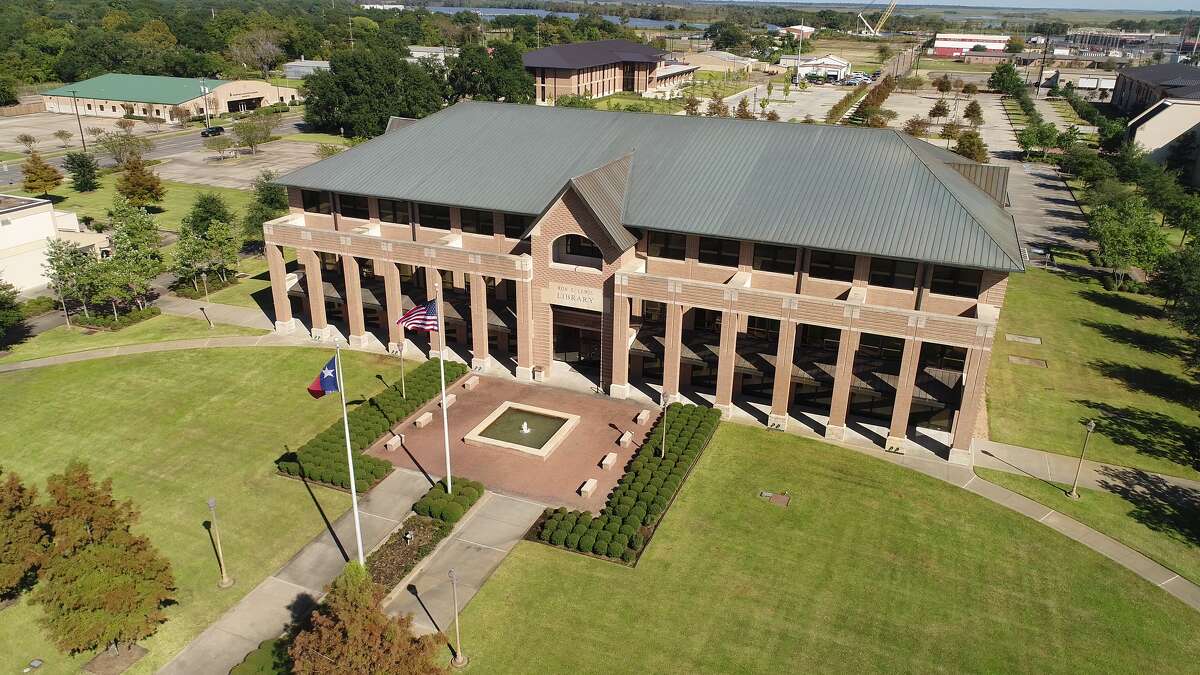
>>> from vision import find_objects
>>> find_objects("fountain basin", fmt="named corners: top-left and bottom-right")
top-left (463, 401), bottom-right (580, 459)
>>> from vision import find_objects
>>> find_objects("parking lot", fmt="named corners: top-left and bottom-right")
top-left (727, 82), bottom-right (859, 122)
top-left (0, 112), bottom-right (177, 154)
top-left (154, 140), bottom-right (325, 188)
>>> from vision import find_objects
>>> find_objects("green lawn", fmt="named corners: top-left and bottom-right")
top-left (593, 93), bottom-right (682, 113)
top-left (977, 468), bottom-right (1200, 585)
top-left (205, 249), bottom-right (297, 309)
top-left (268, 77), bottom-right (305, 89)
top-left (0, 347), bottom-right (407, 675)
top-left (278, 132), bottom-right (348, 145)
top-left (989, 266), bottom-right (1200, 480)
top-left (0, 149), bottom-right (23, 162)
top-left (460, 425), bottom-right (1200, 673)
top-left (17, 173), bottom-right (253, 232)
top-left (0, 314), bottom-right (265, 364)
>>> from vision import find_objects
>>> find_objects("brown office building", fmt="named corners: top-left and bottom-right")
top-left (523, 39), bottom-right (698, 103)
top-left (266, 103), bottom-right (1022, 462)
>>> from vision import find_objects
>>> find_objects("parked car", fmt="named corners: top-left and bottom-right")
top-left (872, 70), bottom-right (883, 78)
top-left (200, 126), bottom-right (225, 138)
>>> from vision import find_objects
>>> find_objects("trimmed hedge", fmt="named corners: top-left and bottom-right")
top-left (825, 83), bottom-right (870, 124)
top-left (276, 358), bottom-right (469, 491)
top-left (533, 403), bottom-right (720, 565)
top-left (412, 476), bottom-right (485, 524)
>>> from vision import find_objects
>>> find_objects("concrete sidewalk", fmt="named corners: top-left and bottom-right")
top-left (155, 292), bottom-right (277, 332)
top-left (158, 468), bottom-right (434, 675)
top-left (383, 492), bottom-right (545, 635)
top-left (973, 438), bottom-right (1200, 495)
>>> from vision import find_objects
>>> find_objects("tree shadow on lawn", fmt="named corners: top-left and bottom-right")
top-left (1078, 400), bottom-right (1200, 471)
top-left (1087, 360), bottom-right (1200, 408)
top-left (1081, 321), bottom-right (1194, 361)
top-left (1079, 289), bottom-right (1165, 320)
top-left (1096, 465), bottom-right (1200, 549)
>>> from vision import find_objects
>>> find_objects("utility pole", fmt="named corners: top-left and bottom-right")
top-left (69, 90), bottom-right (86, 152)
top-left (1034, 32), bottom-right (1052, 98)
top-left (349, 17), bottom-right (354, 49)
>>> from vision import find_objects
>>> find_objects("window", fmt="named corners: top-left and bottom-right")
top-left (858, 333), bottom-right (905, 361)
top-left (869, 258), bottom-right (918, 290)
top-left (460, 209), bottom-right (494, 236)
top-left (930, 265), bottom-right (982, 298)
top-left (746, 316), bottom-right (778, 340)
top-left (86, 103), bottom-right (92, 111)
top-left (553, 235), bottom-right (603, 269)
top-left (799, 325), bottom-right (840, 352)
top-left (753, 244), bottom-right (797, 274)
top-left (503, 213), bottom-right (533, 239)
top-left (646, 231), bottom-right (686, 260)
top-left (418, 204), bottom-right (451, 229)
top-left (378, 199), bottom-right (409, 224)
top-left (338, 194), bottom-right (369, 220)
top-left (808, 251), bottom-right (855, 282)
top-left (920, 342), bottom-right (967, 371)
top-left (698, 237), bottom-right (741, 267)
top-left (301, 190), bottom-right (331, 214)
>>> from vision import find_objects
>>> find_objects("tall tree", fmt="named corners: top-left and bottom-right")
top-left (0, 466), bottom-right (46, 599)
top-left (244, 170), bottom-right (287, 238)
top-left (0, 281), bottom-right (21, 344)
top-left (987, 63), bottom-right (1024, 95)
top-left (62, 152), bottom-right (99, 192)
top-left (1152, 245), bottom-right (1200, 337)
top-left (107, 197), bottom-right (163, 309)
top-left (1090, 196), bottom-right (1169, 287)
top-left (954, 130), bottom-right (989, 162)
top-left (304, 47), bottom-right (444, 137)
top-left (33, 462), bottom-right (174, 655)
top-left (97, 130), bottom-right (153, 168)
top-left (289, 563), bottom-right (444, 675)
top-left (183, 192), bottom-right (236, 240)
top-left (42, 238), bottom-right (96, 318)
top-left (228, 29), bottom-right (283, 79)
top-left (116, 155), bottom-right (165, 207)
top-left (232, 109), bottom-right (279, 154)
top-left (21, 151), bottom-right (62, 196)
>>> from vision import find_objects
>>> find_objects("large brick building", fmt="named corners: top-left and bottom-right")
top-left (265, 103), bottom-right (1022, 461)
top-left (522, 39), bottom-right (698, 103)
top-left (1111, 63), bottom-right (1200, 115)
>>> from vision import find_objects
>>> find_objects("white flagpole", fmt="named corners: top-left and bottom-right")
top-left (435, 282), bottom-right (453, 495)
top-left (335, 343), bottom-right (366, 565)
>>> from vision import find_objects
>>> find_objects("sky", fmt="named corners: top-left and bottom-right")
top-left (755, 1), bottom-right (1197, 12)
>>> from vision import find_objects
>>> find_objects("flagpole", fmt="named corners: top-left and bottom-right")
top-left (435, 281), bottom-right (454, 495)
top-left (335, 343), bottom-right (366, 565)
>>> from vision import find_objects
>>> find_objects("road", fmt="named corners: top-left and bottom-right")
top-left (1, 114), bottom-right (305, 187)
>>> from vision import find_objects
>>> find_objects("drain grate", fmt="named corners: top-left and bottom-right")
top-left (1005, 333), bottom-right (1042, 345)
top-left (759, 490), bottom-right (790, 507)
top-left (1008, 355), bottom-right (1048, 368)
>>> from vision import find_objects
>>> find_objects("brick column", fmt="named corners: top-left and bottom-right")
top-left (380, 260), bottom-right (405, 354)
top-left (768, 320), bottom-right (797, 430)
top-left (885, 338), bottom-right (922, 452)
top-left (515, 279), bottom-right (534, 381)
top-left (265, 243), bottom-right (296, 333)
top-left (950, 347), bottom-right (992, 464)
top-left (610, 294), bottom-right (631, 398)
top-left (713, 310), bottom-right (738, 418)
top-left (469, 273), bottom-right (489, 371)
top-left (342, 255), bottom-right (367, 348)
top-left (825, 329), bottom-right (860, 441)
top-left (300, 250), bottom-right (329, 340)
top-left (661, 302), bottom-right (684, 405)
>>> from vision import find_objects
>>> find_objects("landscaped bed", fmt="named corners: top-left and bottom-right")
top-left (369, 476), bottom-right (484, 588)
top-left (531, 403), bottom-right (721, 565)
top-left (276, 358), bottom-right (469, 491)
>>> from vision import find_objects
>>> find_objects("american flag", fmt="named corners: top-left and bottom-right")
top-left (399, 299), bottom-right (439, 332)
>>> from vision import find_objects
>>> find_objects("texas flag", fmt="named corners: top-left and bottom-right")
top-left (307, 356), bottom-right (339, 399)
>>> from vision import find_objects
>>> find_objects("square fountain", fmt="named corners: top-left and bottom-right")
top-left (463, 401), bottom-right (580, 460)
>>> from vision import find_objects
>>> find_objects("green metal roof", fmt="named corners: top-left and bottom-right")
top-left (277, 102), bottom-right (1024, 272)
top-left (43, 73), bottom-right (229, 105)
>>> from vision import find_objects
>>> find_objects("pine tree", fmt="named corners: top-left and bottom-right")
top-left (21, 151), bottom-right (62, 196)
top-left (289, 564), bottom-right (445, 675)
top-left (33, 462), bottom-right (174, 654)
top-left (954, 130), bottom-right (990, 163)
top-left (182, 192), bottom-right (235, 239)
top-left (682, 95), bottom-right (700, 116)
top-left (115, 155), bottom-right (165, 207)
top-left (705, 90), bottom-right (728, 117)
top-left (63, 152), bottom-right (99, 192)
top-left (0, 467), bottom-right (46, 599)
top-left (735, 97), bottom-right (755, 119)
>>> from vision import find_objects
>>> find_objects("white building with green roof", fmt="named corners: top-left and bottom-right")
top-left (42, 73), bottom-right (301, 122)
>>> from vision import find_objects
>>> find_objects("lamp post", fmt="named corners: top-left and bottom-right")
top-left (207, 497), bottom-right (234, 588)
top-left (200, 271), bottom-right (213, 329)
top-left (448, 569), bottom-right (467, 668)
top-left (1068, 419), bottom-right (1097, 500)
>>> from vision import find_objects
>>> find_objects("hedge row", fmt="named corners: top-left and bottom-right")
top-left (75, 306), bottom-right (161, 330)
top-left (825, 83), bottom-right (870, 124)
top-left (412, 476), bottom-right (485, 525)
top-left (851, 75), bottom-right (897, 126)
top-left (534, 403), bottom-right (721, 564)
top-left (276, 358), bottom-right (470, 491)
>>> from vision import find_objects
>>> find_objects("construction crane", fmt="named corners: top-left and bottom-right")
top-left (857, 0), bottom-right (899, 37)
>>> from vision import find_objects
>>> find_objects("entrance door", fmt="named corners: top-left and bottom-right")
top-left (552, 307), bottom-right (602, 372)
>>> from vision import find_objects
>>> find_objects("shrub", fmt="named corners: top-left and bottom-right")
top-left (578, 534), bottom-right (595, 553)
top-left (539, 523), bottom-right (555, 542)
top-left (621, 548), bottom-right (636, 563)
top-left (632, 533), bottom-right (645, 550)
top-left (565, 532), bottom-right (581, 549)
top-left (592, 538), bottom-right (609, 555)
top-left (441, 502), bottom-right (465, 524)
top-left (550, 528), bottom-right (567, 546)
top-left (608, 542), bottom-right (626, 559)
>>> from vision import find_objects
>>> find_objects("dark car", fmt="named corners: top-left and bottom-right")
top-left (200, 126), bottom-right (225, 138)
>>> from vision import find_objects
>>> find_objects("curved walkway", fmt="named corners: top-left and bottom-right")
top-left (5, 336), bottom-right (1198, 614)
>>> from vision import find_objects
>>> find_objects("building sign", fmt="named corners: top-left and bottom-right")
top-left (544, 282), bottom-right (603, 312)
